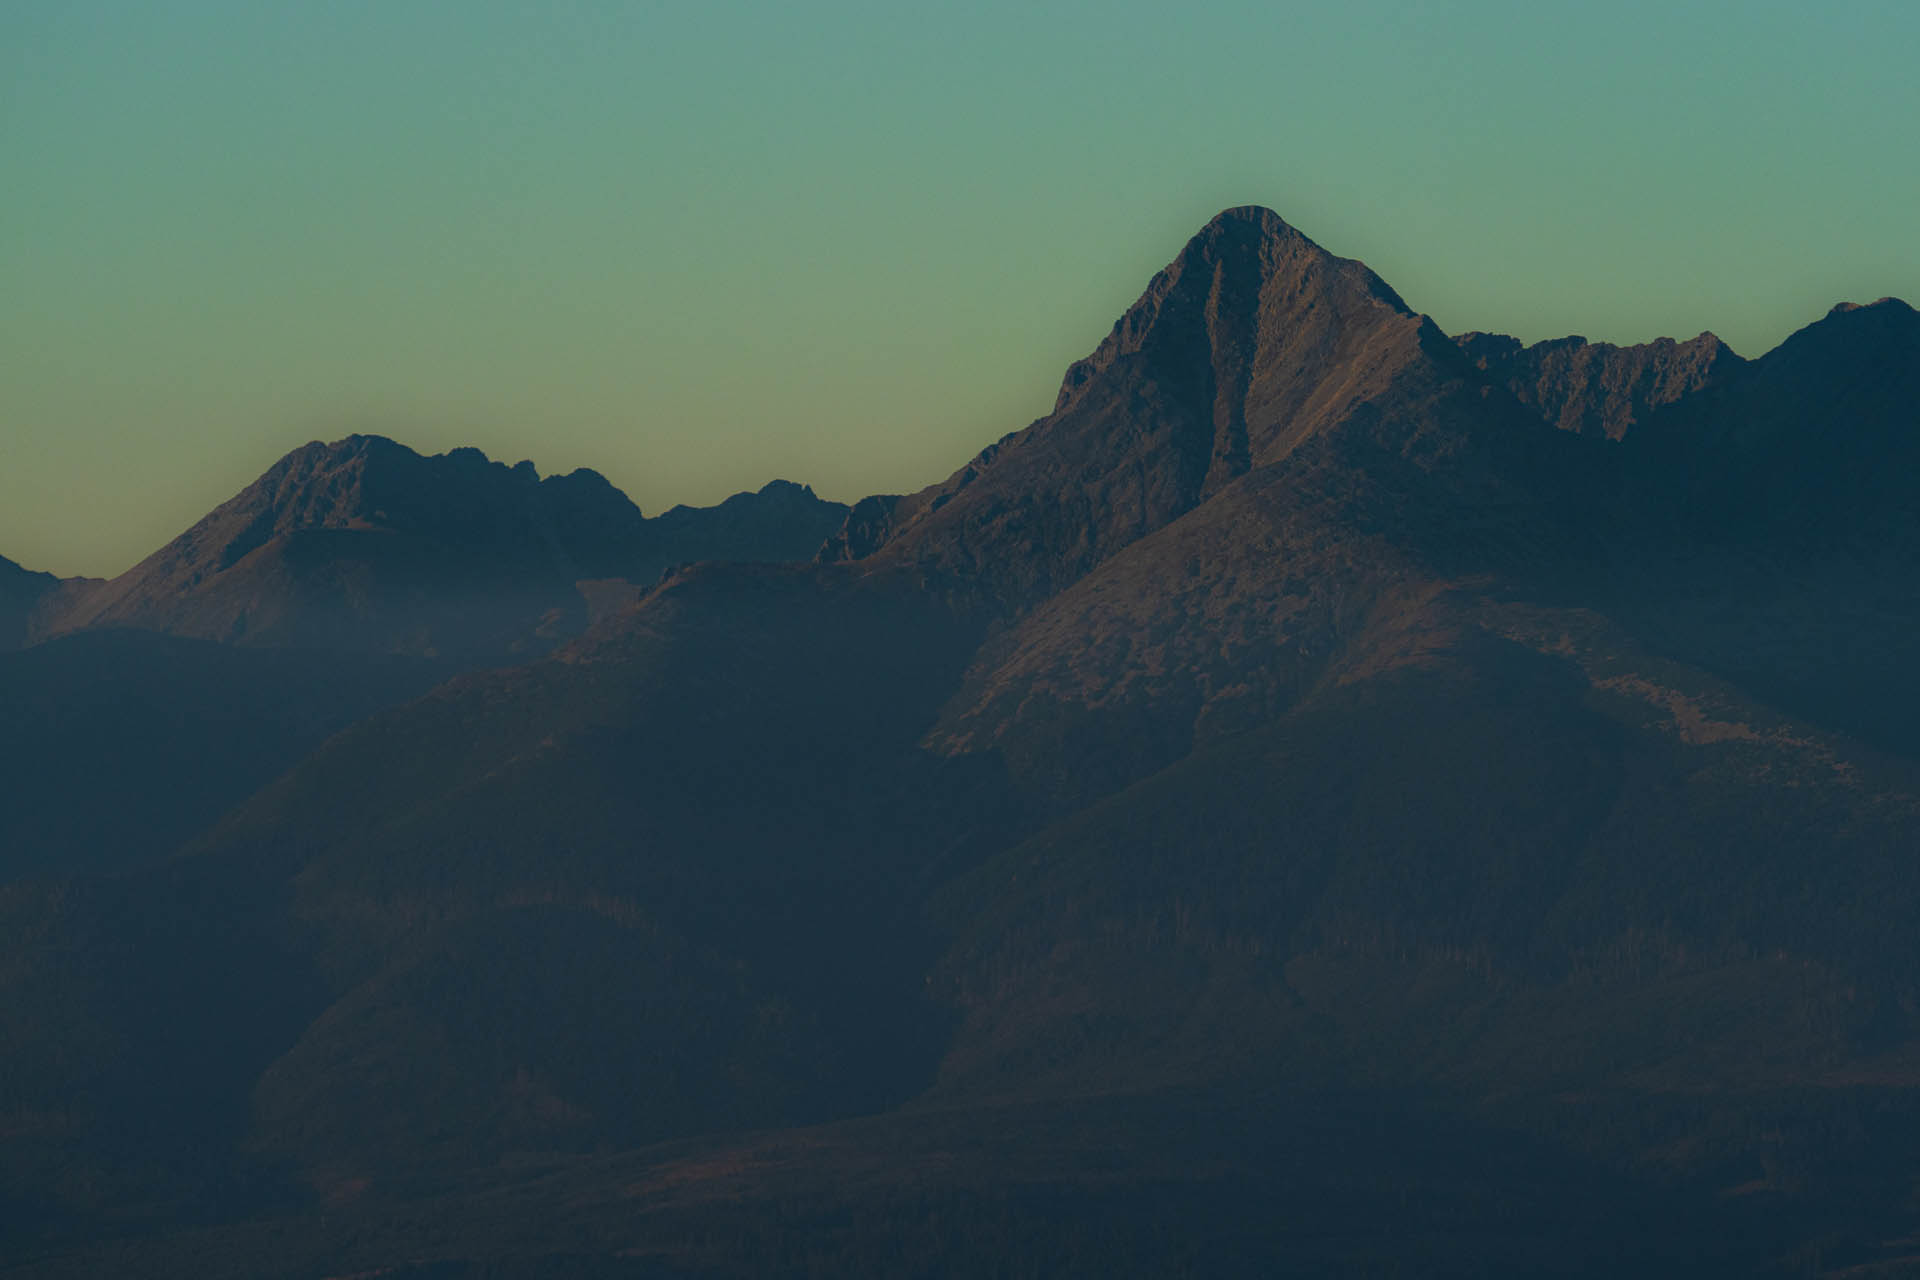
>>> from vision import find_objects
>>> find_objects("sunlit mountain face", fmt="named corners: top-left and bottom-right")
top-left (3, 210), bottom-right (1918, 1279)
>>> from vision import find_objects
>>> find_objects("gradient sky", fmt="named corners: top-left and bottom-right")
top-left (5, 0), bottom-right (1917, 578)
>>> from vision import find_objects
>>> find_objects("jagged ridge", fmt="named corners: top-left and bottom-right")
top-left (1454, 329), bottom-right (1744, 440)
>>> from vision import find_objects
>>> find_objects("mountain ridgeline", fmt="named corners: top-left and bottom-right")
top-left (3, 207), bottom-right (1919, 1279)
top-left (17, 436), bottom-right (850, 661)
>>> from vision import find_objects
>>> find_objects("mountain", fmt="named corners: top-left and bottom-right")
top-left (31, 436), bottom-right (851, 662)
top-left (832, 207), bottom-right (1566, 605)
top-left (1593, 295), bottom-right (1920, 759)
top-left (1625, 296), bottom-right (1920, 530)
top-left (4, 210), bottom-right (1919, 1278)
top-left (843, 205), bottom-right (1599, 806)
top-left (0, 554), bottom-right (58, 651)
top-left (31, 436), bottom-right (646, 660)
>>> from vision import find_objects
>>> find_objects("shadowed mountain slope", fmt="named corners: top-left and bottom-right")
top-left (1626, 296), bottom-right (1920, 532)
top-left (0, 631), bottom-right (451, 883)
top-left (1602, 295), bottom-right (1920, 756)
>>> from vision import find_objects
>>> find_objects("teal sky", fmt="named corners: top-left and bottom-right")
top-left (5, 1), bottom-right (1917, 578)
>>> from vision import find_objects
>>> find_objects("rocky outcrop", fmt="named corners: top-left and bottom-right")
top-left (1454, 329), bottom-right (1744, 441)
top-left (818, 494), bottom-right (904, 563)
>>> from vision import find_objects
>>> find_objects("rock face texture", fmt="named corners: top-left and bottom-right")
top-left (31, 436), bottom-right (850, 660)
top-left (1454, 329), bottom-right (1744, 440)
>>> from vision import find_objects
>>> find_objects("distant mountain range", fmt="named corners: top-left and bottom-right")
top-left (2, 207), bottom-right (1917, 1278)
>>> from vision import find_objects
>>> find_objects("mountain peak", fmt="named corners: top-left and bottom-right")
top-left (1173, 204), bottom-right (1409, 303)
top-left (1190, 204), bottom-right (1301, 244)
top-left (1050, 208), bottom-right (1412, 419)
top-left (844, 208), bottom-right (1518, 601)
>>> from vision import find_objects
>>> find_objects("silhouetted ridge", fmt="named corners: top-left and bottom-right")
top-left (1624, 294), bottom-right (1920, 533)
top-left (1827, 295), bottom-right (1914, 316)
top-left (635, 478), bottom-right (851, 582)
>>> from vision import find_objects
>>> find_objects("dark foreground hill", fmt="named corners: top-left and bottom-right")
top-left (3, 208), bottom-right (1918, 1278)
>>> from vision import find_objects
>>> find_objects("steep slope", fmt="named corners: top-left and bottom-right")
top-left (1454, 329), bottom-right (1744, 440)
